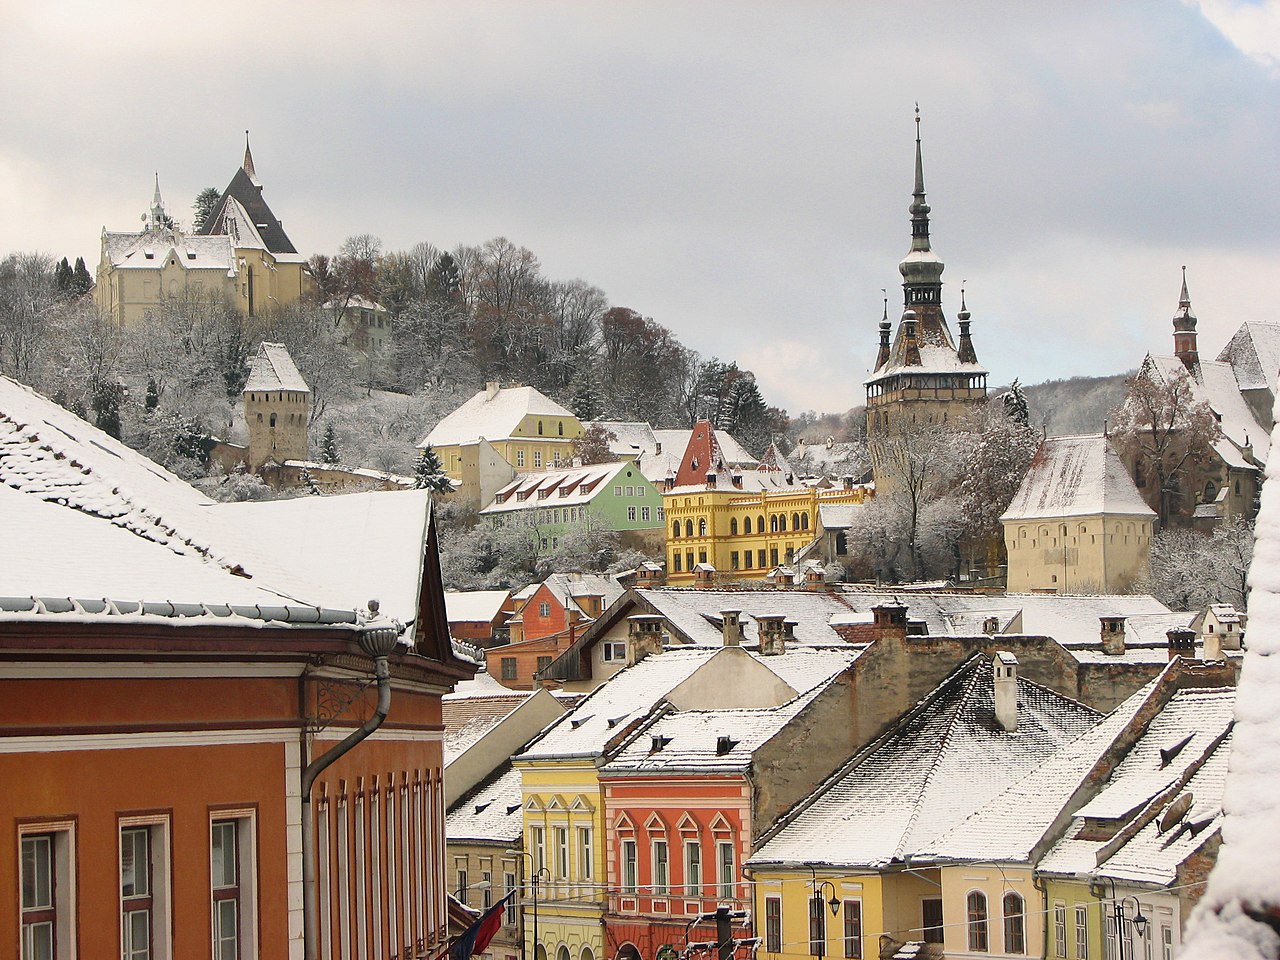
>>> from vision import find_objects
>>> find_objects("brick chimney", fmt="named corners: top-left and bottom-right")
top-left (1100, 616), bottom-right (1126, 656)
top-left (871, 602), bottom-right (908, 641)
top-left (804, 565), bottom-right (826, 591)
top-left (1166, 627), bottom-right (1197, 661)
top-left (757, 616), bottom-right (793, 656)
top-left (720, 609), bottom-right (742, 647)
top-left (992, 652), bottom-right (1018, 733)
top-left (694, 563), bottom-right (716, 590)
top-left (773, 569), bottom-right (795, 587)
top-left (627, 615), bottom-right (665, 664)
top-left (635, 562), bottom-right (666, 588)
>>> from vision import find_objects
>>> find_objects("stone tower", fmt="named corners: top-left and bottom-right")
top-left (243, 342), bottom-right (311, 471)
top-left (1172, 266), bottom-right (1199, 373)
top-left (864, 109), bottom-right (988, 490)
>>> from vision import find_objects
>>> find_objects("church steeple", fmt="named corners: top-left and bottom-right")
top-left (146, 173), bottom-right (168, 231)
top-left (898, 107), bottom-right (946, 321)
top-left (242, 130), bottom-right (259, 184)
top-left (1173, 265), bottom-right (1199, 372)
top-left (909, 104), bottom-right (932, 252)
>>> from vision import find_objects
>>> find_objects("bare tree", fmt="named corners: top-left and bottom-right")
top-left (1140, 517), bottom-right (1253, 611)
top-left (1110, 359), bottom-right (1221, 526)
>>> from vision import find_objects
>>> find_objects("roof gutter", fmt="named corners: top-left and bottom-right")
top-left (302, 619), bottom-right (401, 960)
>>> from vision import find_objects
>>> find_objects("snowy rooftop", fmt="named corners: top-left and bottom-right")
top-left (750, 655), bottom-right (1101, 869)
top-left (444, 765), bottom-right (525, 844)
top-left (422, 385), bottom-right (576, 448)
top-left (543, 571), bottom-right (627, 606)
top-left (1001, 435), bottom-right (1154, 521)
top-left (1216, 321), bottom-right (1280, 396)
top-left (445, 590), bottom-right (511, 625)
top-left (442, 692), bottom-right (531, 763)
top-left (244, 342), bottom-right (310, 394)
top-left (1148, 355), bottom-right (1270, 466)
top-left (480, 461), bottom-right (636, 514)
top-left (103, 228), bottom-right (236, 272)
top-left (635, 588), bottom-right (868, 648)
top-left (586, 421), bottom-right (659, 459)
top-left (0, 375), bottom-right (433, 632)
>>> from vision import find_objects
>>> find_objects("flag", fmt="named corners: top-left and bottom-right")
top-left (450, 892), bottom-right (516, 960)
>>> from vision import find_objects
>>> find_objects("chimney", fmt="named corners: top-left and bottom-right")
top-left (804, 565), bottom-right (826, 591)
top-left (1202, 627), bottom-right (1223, 662)
top-left (720, 609), bottom-right (743, 647)
top-left (757, 616), bottom-right (793, 656)
top-left (694, 563), bottom-right (716, 590)
top-left (635, 562), bottom-right (666, 588)
top-left (1166, 627), bottom-right (1197, 662)
top-left (627, 615), bottom-right (666, 664)
top-left (485, 381), bottom-right (500, 400)
top-left (992, 652), bottom-right (1019, 733)
top-left (983, 616), bottom-right (1000, 636)
top-left (871, 602), bottom-right (908, 641)
top-left (1100, 616), bottom-right (1126, 656)
top-left (773, 569), bottom-right (795, 587)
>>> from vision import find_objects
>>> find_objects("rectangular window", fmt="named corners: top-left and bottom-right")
top-left (504, 871), bottom-right (518, 925)
top-left (517, 450), bottom-right (526, 467)
top-left (603, 641), bottom-right (627, 663)
top-left (687, 552), bottom-right (695, 572)
top-left (482, 871), bottom-right (492, 910)
top-left (211, 816), bottom-right (256, 960)
top-left (717, 841), bottom-right (734, 900)
top-left (684, 841), bottom-right (701, 895)
top-left (744, 552), bottom-right (753, 569)
top-left (673, 553), bottom-right (682, 572)
top-left (1161, 925), bottom-right (1172, 960)
top-left (641, 506), bottom-right (651, 521)
top-left (657, 507), bottom-right (664, 521)
top-left (653, 840), bottom-right (669, 895)
top-left (698, 549), bottom-right (707, 563)
top-left (625, 486), bottom-right (634, 496)
top-left (536, 655), bottom-right (552, 675)
top-left (534, 450), bottom-right (542, 467)
top-left (770, 548), bottom-right (779, 567)
top-left (121, 820), bottom-right (170, 960)
top-left (1076, 906), bottom-right (1089, 959)
top-left (1104, 914), bottom-right (1116, 960)
top-left (539, 601), bottom-right (551, 618)
top-left (555, 827), bottom-right (568, 879)
top-left (622, 840), bottom-right (637, 894)
top-left (843, 900), bottom-right (862, 959)
top-left (531, 826), bottom-right (545, 873)
top-left (809, 895), bottom-right (826, 957)
top-left (731, 551), bottom-right (739, 569)
top-left (578, 828), bottom-right (593, 882)
top-left (766, 897), bottom-right (782, 953)
top-left (457, 866), bottom-right (469, 902)
top-left (501, 657), bottom-right (517, 680)
top-left (922, 898), bottom-right (944, 944)
top-left (21, 833), bottom-right (59, 960)
top-left (614, 486), bottom-right (622, 496)
top-left (758, 549), bottom-right (767, 568)
top-left (1055, 902), bottom-right (1068, 957)
top-left (628, 506), bottom-right (637, 521)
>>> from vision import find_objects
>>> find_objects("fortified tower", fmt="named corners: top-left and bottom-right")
top-left (243, 342), bottom-right (311, 471)
top-left (865, 109), bottom-right (988, 489)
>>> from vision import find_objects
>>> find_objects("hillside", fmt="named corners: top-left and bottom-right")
top-left (1017, 372), bottom-right (1133, 437)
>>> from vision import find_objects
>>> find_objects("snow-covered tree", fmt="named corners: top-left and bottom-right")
top-left (571, 423), bottom-right (618, 465)
top-left (321, 424), bottom-right (340, 464)
top-left (413, 445), bottom-right (452, 491)
top-left (1140, 517), bottom-right (1253, 611)
top-left (1002, 378), bottom-right (1029, 427)
top-left (299, 466), bottom-right (321, 496)
top-left (192, 187), bottom-right (222, 233)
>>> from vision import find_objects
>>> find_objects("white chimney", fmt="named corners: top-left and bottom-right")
top-left (721, 609), bottom-right (742, 647)
top-left (993, 652), bottom-right (1018, 733)
top-left (486, 381), bottom-right (500, 400)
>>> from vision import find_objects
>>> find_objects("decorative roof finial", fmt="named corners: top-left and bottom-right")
top-left (959, 281), bottom-right (970, 321)
top-left (909, 106), bottom-right (931, 250)
top-left (1180, 264), bottom-right (1190, 307)
top-left (881, 288), bottom-right (889, 322)
top-left (242, 129), bottom-right (257, 182)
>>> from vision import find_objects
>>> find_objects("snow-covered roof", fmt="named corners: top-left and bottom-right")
top-left (1001, 435), bottom-right (1154, 522)
top-left (818, 502), bottom-right (867, 530)
top-left (103, 228), bottom-right (236, 273)
top-left (444, 765), bottom-right (525, 844)
top-left (479, 461), bottom-right (638, 514)
top-left (750, 655), bottom-right (1101, 869)
top-left (586, 421), bottom-right (658, 459)
top-left (0, 375), bottom-right (432, 631)
top-left (1215, 321), bottom-right (1280, 396)
top-left (244, 342), bottom-right (310, 394)
top-left (442, 692), bottom-right (531, 763)
top-left (542, 572), bottom-right (627, 607)
top-left (323, 294), bottom-right (386, 313)
top-left (446, 590), bottom-right (510, 624)
top-left (422, 385), bottom-right (576, 448)
top-left (519, 647), bottom-right (720, 760)
top-left (635, 588), bottom-right (867, 649)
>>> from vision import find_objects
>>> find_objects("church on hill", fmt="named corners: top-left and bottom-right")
top-left (864, 110), bottom-right (989, 492)
top-left (95, 135), bottom-right (312, 325)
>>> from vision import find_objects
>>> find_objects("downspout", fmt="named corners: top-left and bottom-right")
top-left (302, 619), bottom-right (401, 960)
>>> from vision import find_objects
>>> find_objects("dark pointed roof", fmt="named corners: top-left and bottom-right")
top-left (198, 143), bottom-right (298, 255)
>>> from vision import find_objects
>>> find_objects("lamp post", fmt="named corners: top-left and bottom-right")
top-left (1092, 878), bottom-right (1148, 960)
top-left (507, 848), bottom-right (549, 960)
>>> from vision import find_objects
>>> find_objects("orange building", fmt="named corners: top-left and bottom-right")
top-left (0, 374), bottom-right (476, 960)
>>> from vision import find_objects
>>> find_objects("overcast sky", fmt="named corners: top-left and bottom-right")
top-left (2, 1), bottom-right (1277, 417)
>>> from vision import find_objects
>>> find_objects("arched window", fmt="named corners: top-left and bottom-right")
top-left (581, 949), bottom-right (595, 960)
top-left (792, 513), bottom-right (801, 531)
top-left (967, 892), bottom-right (988, 952)
top-left (557, 947), bottom-right (571, 960)
top-left (835, 531), bottom-right (848, 556)
top-left (269, 413), bottom-right (277, 427)
top-left (536, 948), bottom-right (548, 960)
top-left (801, 514), bottom-right (809, 531)
top-left (685, 520), bottom-right (694, 537)
top-left (758, 515), bottom-right (765, 533)
top-left (1204, 480), bottom-right (1217, 502)
top-left (559, 422), bottom-right (564, 436)
top-left (743, 517), bottom-right (752, 534)
top-left (256, 413), bottom-right (263, 423)
top-left (1003, 892), bottom-right (1025, 955)
top-left (770, 516), bottom-right (779, 533)
top-left (730, 518), bottom-right (739, 535)
top-left (698, 518), bottom-right (707, 537)
top-left (673, 521), bottom-right (681, 539)
top-left (538, 421), bottom-right (544, 435)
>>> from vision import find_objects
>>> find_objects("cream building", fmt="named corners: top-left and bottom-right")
top-left (1002, 434), bottom-right (1156, 594)
top-left (96, 137), bottom-right (311, 326)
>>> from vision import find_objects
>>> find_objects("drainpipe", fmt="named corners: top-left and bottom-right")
top-left (302, 616), bottom-right (402, 960)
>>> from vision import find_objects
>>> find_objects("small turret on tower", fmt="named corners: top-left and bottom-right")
top-left (957, 285), bottom-right (978, 364)
top-left (146, 174), bottom-right (168, 232)
top-left (1173, 266), bottom-right (1199, 373)
top-left (242, 129), bottom-right (259, 185)
top-left (875, 292), bottom-right (892, 371)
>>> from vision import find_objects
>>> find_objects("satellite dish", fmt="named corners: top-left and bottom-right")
top-left (1159, 792), bottom-right (1194, 833)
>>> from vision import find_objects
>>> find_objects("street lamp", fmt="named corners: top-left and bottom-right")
top-left (457, 878), bottom-right (492, 908)
top-left (507, 848), bottom-right (550, 960)
top-left (808, 867), bottom-right (841, 917)
top-left (1091, 879), bottom-right (1148, 960)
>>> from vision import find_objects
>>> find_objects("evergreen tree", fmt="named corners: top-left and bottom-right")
top-left (413, 446), bottom-right (452, 492)
top-left (321, 424), bottom-right (340, 464)
top-left (144, 376), bottom-right (159, 413)
top-left (1002, 378), bottom-right (1030, 427)
top-left (55, 257), bottom-right (72, 290)
top-left (426, 251), bottom-right (462, 303)
top-left (569, 364), bottom-right (604, 421)
top-left (91, 381), bottom-right (124, 439)
top-left (192, 187), bottom-right (222, 232)
top-left (299, 466), bottom-right (321, 496)
top-left (72, 257), bottom-right (92, 294)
